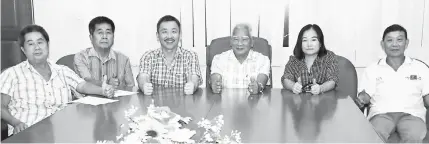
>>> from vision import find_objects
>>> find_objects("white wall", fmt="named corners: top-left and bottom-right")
top-left (33, 0), bottom-right (429, 88)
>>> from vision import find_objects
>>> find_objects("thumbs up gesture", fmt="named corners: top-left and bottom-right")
top-left (184, 73), bottom-right (195, 95)
top-left (292, 77), bottom-right (303, 94)
top-left (108, 74), bottom-right (120, 89)
top-left (102, 75), bottom-right (115, 98)
top-left (210, 74), bottom-right (222, 94)
top-left (143, 75), bottom-right (153, 95)
top-left (248, 76), bottom-right (259, 94)
top-left (310, 78), bottom-right (321, 95)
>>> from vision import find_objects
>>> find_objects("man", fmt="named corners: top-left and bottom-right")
top-left (0, 25), bottom-right (115, 136)
top-left (210, 23), bottom-right (270, 94)
top-left (356, 24), bottom-right (429, 142)
top-left (137, 15), bottom-right (202, 95)
top-left (74, 16), bottom-right (135, 88)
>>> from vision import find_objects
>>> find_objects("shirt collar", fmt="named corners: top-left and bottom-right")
top-left (156, 47), bottom-right (184, 58)
top-left (228, 49), bottom-right (255, 61)
top-left (378, 56), bottom-right (413, 66)
top-left (23, 59), bottom-right (61, 76)
top-left (88, 47), bottom-right (117, 61)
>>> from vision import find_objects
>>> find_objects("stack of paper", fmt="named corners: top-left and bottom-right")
top-left (114, 90), bottom-right (138, 97)
top-left (72, 96), bottom-right (119, 106)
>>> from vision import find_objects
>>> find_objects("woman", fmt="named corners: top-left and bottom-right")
top-left (281, 24), bottom-right (339, 95)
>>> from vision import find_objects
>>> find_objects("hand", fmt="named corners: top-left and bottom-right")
top-left (248, 77), bottom-right (259, 94)
top-left (13, 122), bottom-right (28, 134)
top-left (143, 82), bottom-right (153, 95)
top-left (184, 82), bottom-right (195, 95)
top-left (292, 78), bottom-right (303, 94)
top-left (184, 73), bottom-right (196, 95)
top-left (211, 74), bottom-right (222, 94)
top-left (355, 91), bottom-right (371, 108)
top-left (102, 75), bottom-right (115, 98)
top-left (310, 79), bottom-right (321, 95)
top-left (108, 76), bottom-right (120, 88)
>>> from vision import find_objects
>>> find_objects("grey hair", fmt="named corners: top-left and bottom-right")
top-left (231, 23), bottom-right (254, 45)
top-left (232, 23), bottom-right (252, 37)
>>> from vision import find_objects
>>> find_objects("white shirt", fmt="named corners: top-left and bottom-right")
top-left (211, 50), bottom-right (270, 88)
top-left (358, 56), bottom-right (429, 122)
top-left (0, 60), bottom-right (85, 135)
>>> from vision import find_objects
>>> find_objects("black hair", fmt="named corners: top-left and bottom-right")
top-left (19, 24), bottom-right (50, 47)
top-left (156, 15), bottom-right (181, 33)
top-left (293, 24), bottom-right (327, 60)
top-left (88, 16), bottom-right (115, 35)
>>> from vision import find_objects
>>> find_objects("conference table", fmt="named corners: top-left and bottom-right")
top-left (3, 87), bottom-right (383, 143)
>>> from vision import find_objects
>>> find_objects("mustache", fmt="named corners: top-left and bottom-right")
top-left (164, 38), bottom-right (175, 42)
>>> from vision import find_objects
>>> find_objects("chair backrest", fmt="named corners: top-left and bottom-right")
top-left (56, 54), bottom-right (75, 72)
top-left (335, 55), bottom-right (358, 99)
top-left (206, 36), bottom-right (272, 87)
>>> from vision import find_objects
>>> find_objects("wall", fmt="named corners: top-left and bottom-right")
top-left (33, 0), bottom-right (429, 88)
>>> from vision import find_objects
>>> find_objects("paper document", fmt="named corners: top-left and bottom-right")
top-left (114, 90), bottom-right (138, 97)
top-left (72, 96), bottom-right (119, 106)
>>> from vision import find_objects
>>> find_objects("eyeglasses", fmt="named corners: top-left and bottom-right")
top-left (232, 36), bottom-right (250, 44)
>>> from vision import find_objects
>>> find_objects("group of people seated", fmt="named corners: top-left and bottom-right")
top-left (1, 14), bottom-right (428, 143)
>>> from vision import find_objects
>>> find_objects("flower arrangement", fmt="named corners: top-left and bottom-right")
top-left (197, 115), bottom-right (242, 143)
top-left (97, 100), bottom-right (241, 144)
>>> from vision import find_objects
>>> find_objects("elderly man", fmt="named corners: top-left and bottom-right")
top-left (74, 16), bottom-right (135, 88)
top-left (356, 24), bottom-right (429, 143)
top-left (210, 23), bottom-right (270, 94)
top-left (0, 25), bottom-right (115, 136)
top-left (137, 15), bottom-right (203, 95)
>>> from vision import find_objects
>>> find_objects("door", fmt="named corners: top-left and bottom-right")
top-left (1, 0), bottom-right (34, 71)
top-left (1, 0), bottom-right (33, 140)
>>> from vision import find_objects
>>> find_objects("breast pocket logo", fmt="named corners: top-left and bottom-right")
top-left (407, 75), bottom-right (421, 80)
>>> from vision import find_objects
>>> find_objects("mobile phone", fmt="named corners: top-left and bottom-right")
top-left (302, 83), bottom-right (313, 92)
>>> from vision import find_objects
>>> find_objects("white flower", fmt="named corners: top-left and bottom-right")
top-left (166, 128), bottom-right (196, 143)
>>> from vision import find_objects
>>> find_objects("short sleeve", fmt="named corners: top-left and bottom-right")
top-left (0, 68), bottom-right (17, 96)
top-left (139, 51), bottom-right (153, 75)
top-left (421, 64), bottom-right (429, 96)
top-left (74, 51), bottom-right (93, 79)
top-left (258, 55), bottom-right (271, 77)
top-left (62, 66), bottom-right (85, 89)
top-left (123, 58), bottom-right (135, 87)
top-left (188, 51), bottom-right (203, 86)
top-left (325, 53), bottom-right (339, 84)
top-left (358, 66), bottom-right (376, 97)
top-left (281, 56), bottom-right (299, 82)
top-left (210, 54), bottom-right (224, 75)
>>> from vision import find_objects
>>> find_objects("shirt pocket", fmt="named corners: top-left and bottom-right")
top-left (174, 73), bottom-right (186, 86)
top-left (52, 79), bottom-right (72, 105)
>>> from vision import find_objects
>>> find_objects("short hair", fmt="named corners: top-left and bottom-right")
top-left (382, 24), bottom-right (407, 40)
top-left (157, 15), bottom-right (181, 33)
top-left (293, 24), bottom-right (327, 60)
top-left (231, 23), bottom-right (253, 42)
top-left (88, 16), bottom-right (115, 35)
top-left (19, 24), bottom-right (50, 47)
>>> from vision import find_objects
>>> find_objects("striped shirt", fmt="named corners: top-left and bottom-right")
top-left (139, 47), bottom-right (203, 87)
top-left (211, 50), bottom-right (270, 88)
top-left (281, 50), bottom-right (339, 87)
top-left (74, 47), bottom-right (135, 87)
top-left (0, 60), bottom-right (84, 135)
